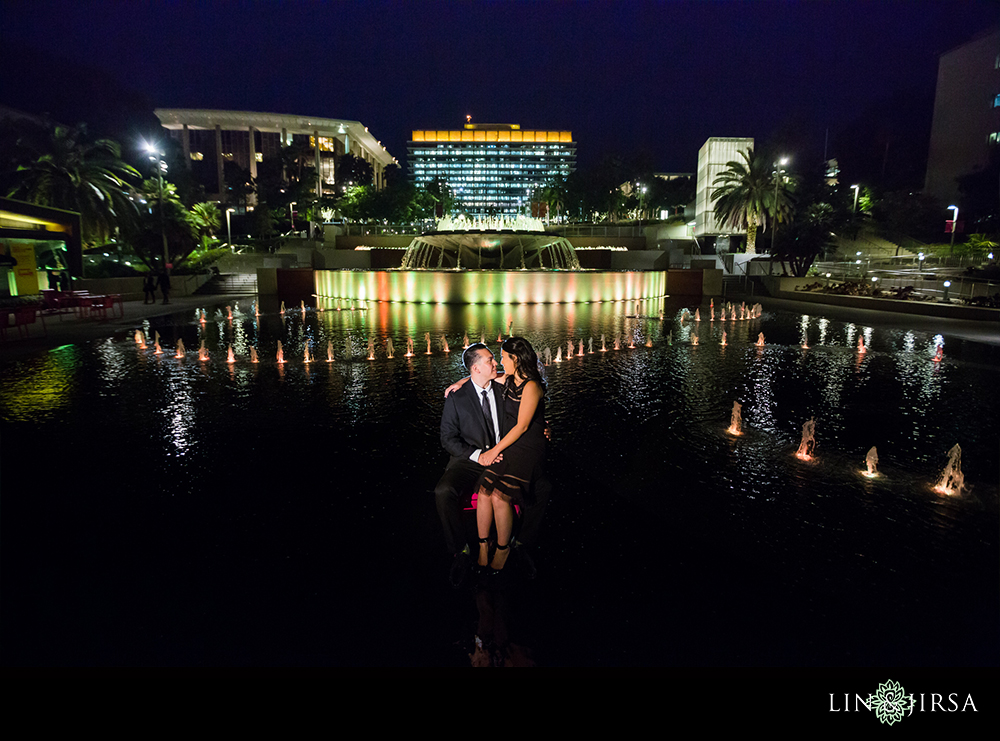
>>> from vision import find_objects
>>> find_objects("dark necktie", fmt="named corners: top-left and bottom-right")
top-left (482, 389), bottom-right (496, 447)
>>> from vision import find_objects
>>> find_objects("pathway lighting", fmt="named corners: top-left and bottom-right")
top-left (943, 280), bottom-right (951, 303)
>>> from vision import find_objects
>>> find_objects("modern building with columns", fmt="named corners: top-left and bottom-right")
top-left (154, 109), bottom-right (398, 201)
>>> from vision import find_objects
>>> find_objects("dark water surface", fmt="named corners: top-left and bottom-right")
top-left (2, 298), bottom-right (997, 666)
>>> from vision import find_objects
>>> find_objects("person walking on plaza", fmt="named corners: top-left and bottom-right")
top-left (143, 272), bottom-right (157, 304)
top-left (156, 269), bottom-right (171, 305)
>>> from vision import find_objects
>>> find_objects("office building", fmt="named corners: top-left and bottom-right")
top-left (694, 137), bottom-right (754, 237)
top-left (408, 123), bottom-right (575, 216)
top-left (924, 26), bottom-right (1000, 208)
top-left (155, 109), bottom-right (398, 200)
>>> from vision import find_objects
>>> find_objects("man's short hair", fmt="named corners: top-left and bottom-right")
top-left (462, 343), bottom-right (491, 372)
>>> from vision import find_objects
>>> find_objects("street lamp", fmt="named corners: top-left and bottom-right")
top-left (144, 142), bottom-right (169, 276)
top-left (226, 208), bottom-right (235, 250)
top-left (947, 205), bottom-right (959, 255)
top-left (851, 184), bottom-right (860, 214)
top-left (769, 157), bottom-right (789, 275)
top-left (942, 280), bottom-right (951, 303)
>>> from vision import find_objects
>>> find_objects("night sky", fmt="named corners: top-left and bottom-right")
top-left (3, 0), bottom-right (998, 172)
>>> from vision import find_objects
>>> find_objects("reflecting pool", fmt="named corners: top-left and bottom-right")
top-left (2, 297), bottom-right (997, 665)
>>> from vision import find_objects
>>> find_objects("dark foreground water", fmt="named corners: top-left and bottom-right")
top-left (2, 297), bottom-right (997, 666)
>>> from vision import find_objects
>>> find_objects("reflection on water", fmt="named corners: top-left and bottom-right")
top-left (1, 297), bottom-right (997, 665)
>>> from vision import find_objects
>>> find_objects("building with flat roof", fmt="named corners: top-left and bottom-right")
top-left (408, 123), bottom-right (575, 216)
top-left (924, 26), bottom-right (1000, 209)
top-left (155, 109), bottom-right (398, 200)
top-left (694, 137), bottom-right (754, 237)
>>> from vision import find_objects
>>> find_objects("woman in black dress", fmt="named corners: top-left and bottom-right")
top-left (474, 336), bottom-right (546, 570)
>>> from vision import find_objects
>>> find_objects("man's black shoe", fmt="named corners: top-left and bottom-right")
top-left (449, 551), bottom-right (472, 588)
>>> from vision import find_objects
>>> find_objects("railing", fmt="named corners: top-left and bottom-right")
top-left (555, 225), bottom-right (647, 237)
top-left (341, 223), bottom-right (429, 236)
top-left (808, 264), bottom-right (999, 303)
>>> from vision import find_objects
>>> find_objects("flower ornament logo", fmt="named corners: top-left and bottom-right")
top-left (868, 680), bottom-right (913, 725)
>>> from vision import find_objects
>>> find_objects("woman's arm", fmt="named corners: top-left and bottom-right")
top-left (479, 381), bottom-right (541, 465)
top-left (444, 376), bottom-right (471, 397)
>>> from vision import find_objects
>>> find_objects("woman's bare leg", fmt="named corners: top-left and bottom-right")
top-left (491, 491), bottom-right (514, 569)
top-left (476, 488), bottom-right (494, 566)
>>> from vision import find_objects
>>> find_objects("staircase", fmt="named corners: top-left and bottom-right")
top-left (194, 273), bottom-right (258, 296)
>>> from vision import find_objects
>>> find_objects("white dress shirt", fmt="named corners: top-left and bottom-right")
top-left (470, 377), bottom-right (501, 462)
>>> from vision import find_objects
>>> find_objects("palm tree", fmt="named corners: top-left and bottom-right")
top-left (6, 122), bottom-right (140, 246)
top-left (712, 148), bottom-right (793, 254)
top-left (189, 202), bottom-right (222, 249)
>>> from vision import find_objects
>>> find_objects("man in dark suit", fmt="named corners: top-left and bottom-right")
top-left (436, 343), bottom-right (549, 586)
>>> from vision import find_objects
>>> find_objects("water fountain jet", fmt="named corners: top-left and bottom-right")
top-left (727, 401), bottom-right (743, 436)
top-left (795, 418), bottom-right (817, 461)
top-left (862, 446), bottom-right (879, 478)
top-left (934, 444), bottom-right (964, 496)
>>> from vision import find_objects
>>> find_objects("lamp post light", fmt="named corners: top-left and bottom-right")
top-left (226, 208), bottom-right (235, 251)
top-left (769, 157), bottom-right (789, 276)
top-left (942, 279), bottom-right (951, 304)
top-left (144, 143), bottom-right (169, 275)
top-left (947, 205), bottom-right (959, 255)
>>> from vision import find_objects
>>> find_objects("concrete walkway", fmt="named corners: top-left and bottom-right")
top-left (1, 292), bottom-right (256, 362)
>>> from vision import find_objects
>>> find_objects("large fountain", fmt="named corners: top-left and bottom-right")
top-left (314, 215), bottom-right (666, 305)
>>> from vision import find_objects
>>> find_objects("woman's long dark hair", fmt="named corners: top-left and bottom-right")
top-left (501, 336), bottom-right (545, 389)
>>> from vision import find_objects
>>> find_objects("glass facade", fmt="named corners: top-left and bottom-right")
top-left (408, 126), bottom-right (575, 216)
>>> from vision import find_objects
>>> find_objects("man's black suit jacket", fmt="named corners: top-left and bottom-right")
top-left (440, 378), bottom-right (506, 467)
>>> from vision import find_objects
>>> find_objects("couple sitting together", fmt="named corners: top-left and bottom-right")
top-left (436, 336), bottom-right (550, 585)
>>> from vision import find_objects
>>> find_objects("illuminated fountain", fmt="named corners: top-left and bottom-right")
top-left (175, 339), bottom-right (185, 359)
top-left (934, 444), bottom-right (964, 496)
top-left (795, 418), bottom-right (817, 461)
top-left (862, 446), bottom-right (879, 478)
top-left (727, 401), bottom-right (743, 436)
top-left (315, 215), bottom-right (666, 306)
